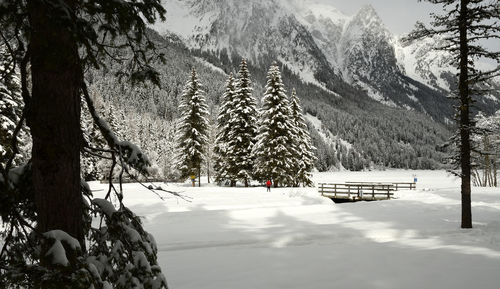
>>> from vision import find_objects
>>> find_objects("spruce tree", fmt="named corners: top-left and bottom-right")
top-left (80, 101), bottom-right (104, 181)
top-left (405, 0), bottom-right (499, 228)
top-left (0, 74), bottom-right (22, 166)
top-left (176, 69), bottom-right (210, 185)
top-left (253, 63), bottom-right (297, 187)
top-left (226, 59), bottom-right (258, 187)
top-left (214, 73), bottom-right (237, 185)
top-left (97, 102), bottom-right (128, 180)
top-left (205, 116), bottom-right (217, 184)
top-left (289, 88), bottom-right (317, 187)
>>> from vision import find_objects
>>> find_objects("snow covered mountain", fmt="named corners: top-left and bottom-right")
top-left (154, 0), bottom-right (499, 120)
top-left (156, 0), bottom-right (344, 90)
top-left (395, 35), bottom-right (500, 105)
top-left (395, 36), bottom-right (456, 93)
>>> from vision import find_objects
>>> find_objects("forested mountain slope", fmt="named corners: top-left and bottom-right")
top-left (85, 30), bottom-right (450, 177)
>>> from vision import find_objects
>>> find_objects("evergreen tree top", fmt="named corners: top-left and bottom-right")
top-left (225, 73), bottom-right (236, 94)
top-left (263, 64), bottom-right (287, 104)
top-left (290, 88), bottom-right (306, 126)
top-left (290, 88), bottom-right (300, 113)
top-left (221, 73), bottom-right (236, 106)
top-left (217, 73), bottom-right (237, 125)
top-left (182, 69), bottom-right (204, 99)
top-left (237, 59), bottom-right (252, 91)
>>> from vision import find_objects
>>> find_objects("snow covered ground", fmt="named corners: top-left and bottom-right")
top-left (90, 170), bottom-right (500, 289)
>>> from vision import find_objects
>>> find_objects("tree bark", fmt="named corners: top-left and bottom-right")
top-left (494, 140), bottom-right (498, 187)
top-left (207, 159), bottom-right (210, 184)
top-left (27, 0), bottom-right (84, 262)
top-left (459, 0), bottom-right (472, 228)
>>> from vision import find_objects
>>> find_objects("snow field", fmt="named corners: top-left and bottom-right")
top-left (90, 170), bottom-right (500, 289)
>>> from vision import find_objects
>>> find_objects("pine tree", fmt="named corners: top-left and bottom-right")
top-left (226, 59), bottom-right (258, 187)
top-left (96, 101), bottom-right (128, 180)
top-left (80, 100), bottom-right (104, 181)
top-left (0, 57), bottom-right (31, 167)
top-left (405, 0), bottom-right (500, 228)
top-left (289, 88), bottom-right (317, 187)
top-left (253, 63), bottom-right (297, 187)
top-left (0, 74), bottom-right (22, 166)
top-left (214, 73), bottom-right (237, 185)
top-left (205, 116), bottom-right (217, 184)
top-left (160, 120), bottom-right (179, 181)
top-left (176, 69), bottom-right (210, 185)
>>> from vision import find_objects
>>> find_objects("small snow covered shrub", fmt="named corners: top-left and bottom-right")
top-left (88, 198), bottom-right (167, 289)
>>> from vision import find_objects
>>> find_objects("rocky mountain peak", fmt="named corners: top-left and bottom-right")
top-left (346, 4), bottom-right (388, 39)
top-left (356, 4), bottom-right (379, 20)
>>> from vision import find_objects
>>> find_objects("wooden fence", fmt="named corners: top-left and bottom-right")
top-left (318, 183), bottom-right (395, 202)
top-left (345, 181), bottom-right (416, 190)
top-left (99, 178), bottom-right (166, 184)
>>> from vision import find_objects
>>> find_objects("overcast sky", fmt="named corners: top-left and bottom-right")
top-left (314, 0), bottom-right (435, 35)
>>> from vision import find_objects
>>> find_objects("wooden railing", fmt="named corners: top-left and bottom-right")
top-left (318, 183), bottom-right (395, 201)
top-left (99, 178), bottom-right (165, 184)
top-left (392, 182), bottom-right (416, 190)
top-left (345, 181), bottom-right (416, 190)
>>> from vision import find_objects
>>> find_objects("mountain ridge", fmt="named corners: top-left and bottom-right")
top-left (154, 0), bottom-right (499, 121)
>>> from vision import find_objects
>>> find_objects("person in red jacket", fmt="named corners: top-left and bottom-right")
top-left (266, 179), bottom-right (272, 192)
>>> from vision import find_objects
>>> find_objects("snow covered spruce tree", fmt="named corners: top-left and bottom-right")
top-left (289, 88), bottom-right (316, 187)
top-left (214, 73), bottom-right (237, 185)
top-left (0, 0), bottom-right (170, 288)
top-left (80, 100), bottom-right (105, 181)
top-left (0, 71), bottom-right (28, 166)
top-left (176, 69), bottom-right (210, 186)
top-left (226, 59), bottom-right (258, 187)
top-left (253, 63), bottom-right (298, 187)
top-left (405, 0), bottom-right (499, 229)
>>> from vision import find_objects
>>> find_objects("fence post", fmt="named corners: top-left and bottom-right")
top-left (334, 184), bottom-right (337, 198)
top-left (321, 183), bottom-right (324, 196)
top-left (372, 185), bottom-right (375, 199)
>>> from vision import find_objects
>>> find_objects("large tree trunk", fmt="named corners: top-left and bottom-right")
top-left (28, 0), bottom-right (84, 264)
top-left (458, 0), bottom-right (472, 229)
